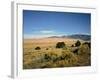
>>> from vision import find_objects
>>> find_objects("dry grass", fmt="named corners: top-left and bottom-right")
top-left (23, 38), bottom-right (90, 69)
top-left (24, 38), bottom-right (84, 48)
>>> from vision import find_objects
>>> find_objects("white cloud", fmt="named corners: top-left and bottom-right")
top-left (24, 30), bottom-right (62, 39)
top-left (40, 30), bottom-right (54, 34)
top-left (24, 34), bottom-right (62, 39)
top-left (24, 34), bottom-right (53, 39)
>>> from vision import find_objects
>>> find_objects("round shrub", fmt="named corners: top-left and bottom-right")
top-left (56, 42), bottom-right (66, 48)
top-left (78, 44), bottom-right (90, 55)
top-left (83, 42), bottom-right (91, 48)
top-left (71, 45), bottom-right (74, 47)
top-left (75, 40), bottom-right (81, 47)
top-left (35, 46), bottom-right (41, 50)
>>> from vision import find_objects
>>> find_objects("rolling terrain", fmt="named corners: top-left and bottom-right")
top-left (23, 35), bottom-right (91, 69)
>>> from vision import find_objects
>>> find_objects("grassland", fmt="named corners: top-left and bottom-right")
top-left (23, 38), bottom-right (91, 69)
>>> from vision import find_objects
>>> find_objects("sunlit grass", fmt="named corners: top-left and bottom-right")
top-left (23, 38), bottom-right (91, 69)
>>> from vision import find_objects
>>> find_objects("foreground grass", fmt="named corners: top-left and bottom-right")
top-left (23, 42), bottom-right (91, 69)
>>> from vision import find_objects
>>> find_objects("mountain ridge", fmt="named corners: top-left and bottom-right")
top-left (48, 34), bottom-right (90, 41)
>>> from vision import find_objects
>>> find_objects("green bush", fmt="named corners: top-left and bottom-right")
top-left (75, 40), bottom-right (81, 47)
top-left (71, 45), bottom-right (74, 47)
top-left (44, 54), bottom-right (51, 61)
top-left (35, 46), bottom-right (41, 50)
top-left (56, 42), bottom-right (66, 48)
top-left (44, 51), bottom-right (58, 62)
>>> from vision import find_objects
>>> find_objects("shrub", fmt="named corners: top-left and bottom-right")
top-left (83, 42), bottom-right (91, 48)
top-left (60, 50), bottom-right (71, 60)
top-left (44, 51), bottom-right (58, 62)
top-left (75, 40), bottom-right (81, 47)
top-left (78, 44), bottom-right (90, 55)
top-left (50, 52), bottom-right (58, 62)
top-left (68, 56), bottom-right (78, 66)
top-left (57, 49), bottom-right (78, 67)
top-left (44, 54), bottom-right (51, 61)
top-left (71, 45), bottom-right (74, 47)
top-left (56, 42), bottom-right (66, 48)
top-left (35, 46), bottom-right (41, 50)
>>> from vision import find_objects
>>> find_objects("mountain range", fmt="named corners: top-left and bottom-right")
top-left (48, 34), bottom-right (91, 41)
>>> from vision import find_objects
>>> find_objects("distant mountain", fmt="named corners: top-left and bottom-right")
top-left (48, 34), bottom-right (91, 41)
top-left (48, 36), bottom-right (60, 38)
top-left (66, 34), bottom-right (91, 41)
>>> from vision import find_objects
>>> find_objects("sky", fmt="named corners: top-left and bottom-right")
top-left (23, 10), bottom-right (91, 39)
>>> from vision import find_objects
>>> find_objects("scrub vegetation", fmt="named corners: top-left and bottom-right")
top-left (23, 38), bottom-right (91, 69)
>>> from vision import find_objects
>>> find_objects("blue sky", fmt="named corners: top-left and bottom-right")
top-left (23, 10), bottom-right (91, 39)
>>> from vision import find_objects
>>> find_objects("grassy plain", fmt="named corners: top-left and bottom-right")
top-left (23, 38), bottom-right (91, 69)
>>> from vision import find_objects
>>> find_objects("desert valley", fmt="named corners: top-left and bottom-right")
top-left (23, 35), bottom-right (91, 69)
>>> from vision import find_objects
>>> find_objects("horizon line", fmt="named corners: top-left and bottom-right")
top-left (24, 33), bottom-right (91, 39)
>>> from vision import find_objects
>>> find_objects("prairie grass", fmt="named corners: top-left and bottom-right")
top-left (23, 38), bottom-right (91, 69)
